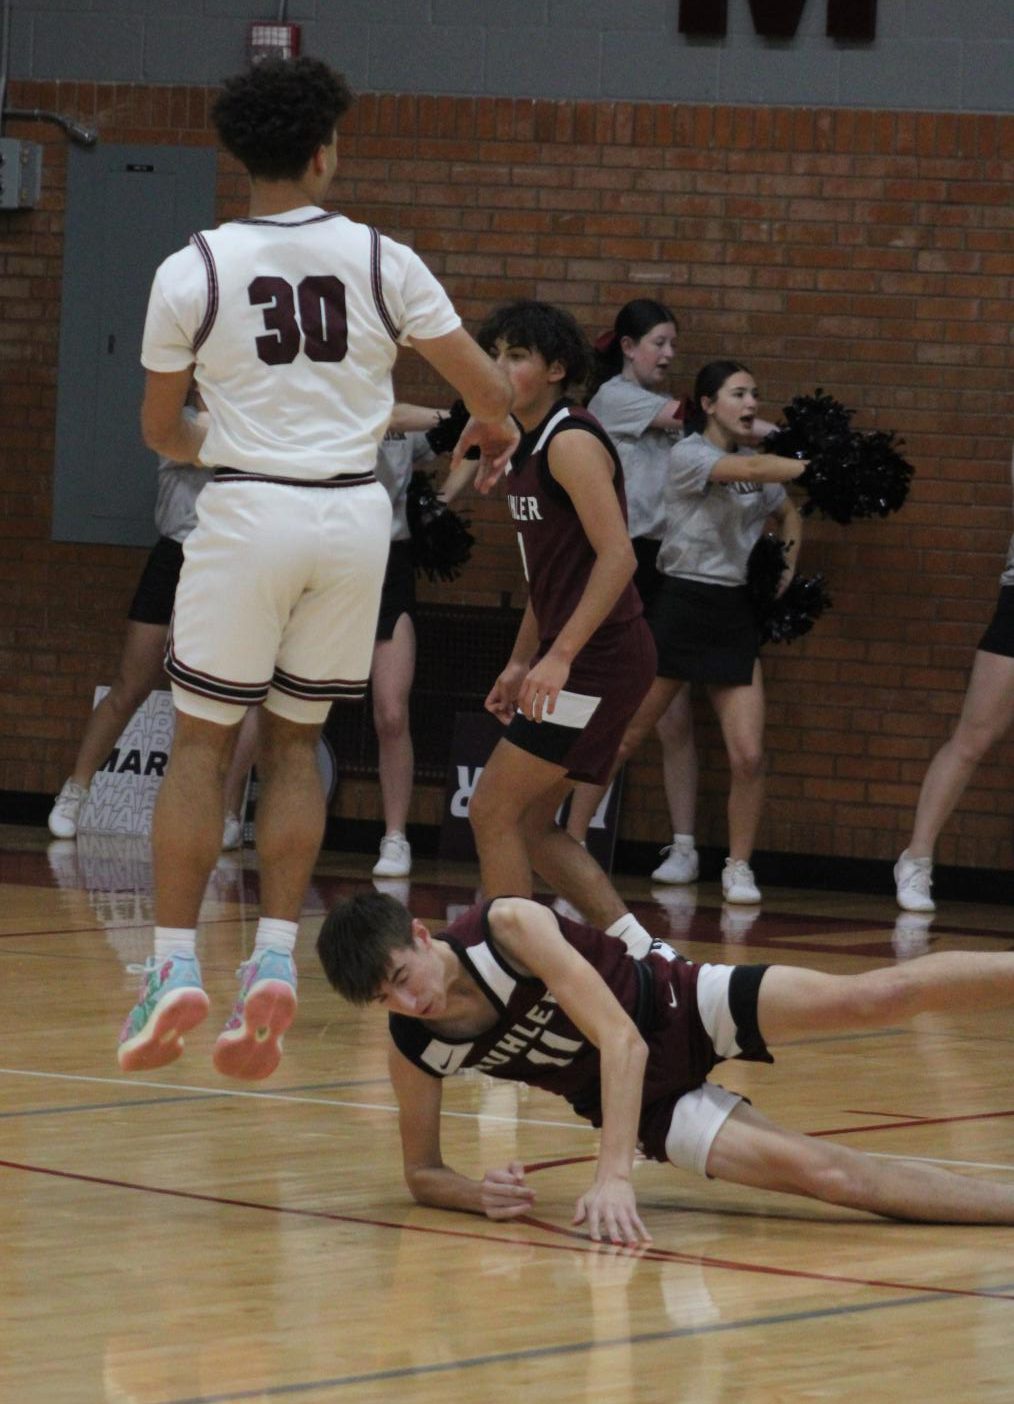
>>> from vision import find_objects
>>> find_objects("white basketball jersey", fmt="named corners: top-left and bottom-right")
top-left (142, 207), bottom-right (460, 481)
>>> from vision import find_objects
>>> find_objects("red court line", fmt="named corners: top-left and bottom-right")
top-left (526, 1109), bottom-right (1014, 1161)
top-left (1, 1156), bottom-right (1010, 1304)
top-left (845, 1109), bottom-right (931, 1120)
top-left (812, 1108), bottom-right (1014, 1138)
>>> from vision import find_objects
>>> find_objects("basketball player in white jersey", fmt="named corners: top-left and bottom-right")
top-left (119, 56), bottom-right (516, 1081)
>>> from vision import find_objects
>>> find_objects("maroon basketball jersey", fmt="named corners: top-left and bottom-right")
top-left (505, 399), bottom-right (644, 649)
top-left (388, 902), bottom-right (724, 1161)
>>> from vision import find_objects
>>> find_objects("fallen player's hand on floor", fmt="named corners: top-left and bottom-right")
top-left (481, 1161), bottom-right (535, 1220)
top-left (573, 1174), bottom-right (652, 1247)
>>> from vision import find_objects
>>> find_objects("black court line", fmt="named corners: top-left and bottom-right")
top-left (156, 1284), bottom-right (1014, 1404)
top-left (0, 912), bottom-right (253, 943)
top-left (0, 1077), bottom-right (391, 1121)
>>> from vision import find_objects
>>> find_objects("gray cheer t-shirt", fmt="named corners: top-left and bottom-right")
top-left (587, 375), bottom-right (680, 541)
top-left (657, 433), bottom-right (786, 587)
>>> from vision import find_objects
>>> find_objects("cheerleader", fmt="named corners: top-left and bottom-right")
top-left (613, 360), bottom-right (807, 905)
top-left (565, 299), bottom-right (700, 883)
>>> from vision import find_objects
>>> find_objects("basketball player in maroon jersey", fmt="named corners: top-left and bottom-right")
top-left (318, 890), bottom-right (1014, 1246)
top-left (457, 301), bottom-right (660, 958)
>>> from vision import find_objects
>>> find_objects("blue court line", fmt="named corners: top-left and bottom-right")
top-left (159, 1284), bottom-right (1014, 1404)
top-left (0, 1077), bottom-right (389, 1121)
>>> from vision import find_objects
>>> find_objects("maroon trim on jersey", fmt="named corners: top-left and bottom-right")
top-left (369, 227), bottom-right (400, 343)
top-left (211, 468), bottom-right (378, 488)
top-left (190, 232), bottom-right (219, 354)
top-left (233, 212), bottom-right (343, 227)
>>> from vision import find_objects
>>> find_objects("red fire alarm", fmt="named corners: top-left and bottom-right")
top-left (248, 22), bottom-right (301, 63)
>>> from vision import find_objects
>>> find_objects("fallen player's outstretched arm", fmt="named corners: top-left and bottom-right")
top-left (487, 898), bottom-right (653, 1246)
top-left (389, 1042), bottom-right (536, 1220)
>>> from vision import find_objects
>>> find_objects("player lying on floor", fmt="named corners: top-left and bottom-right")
top-left (316, 892), bottom-right (1014, 1247)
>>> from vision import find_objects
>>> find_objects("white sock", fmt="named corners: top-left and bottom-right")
top-left (154, 927), bottom-right (197, 962)
top-left (605, 913), bottom-right (652, 960)
top-left (254, 917), bottom-right (299, 956)
top-left (673, 832), bottom-right (696, 848)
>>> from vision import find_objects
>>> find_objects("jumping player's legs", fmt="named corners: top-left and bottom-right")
top-left (204, 485), bottom-right (387, 1080)
top-left (222, 705), bottom-right (259, 830)
top-left (152, 710), bottom-right (243, 928)
top-left (121, 479), bottom-right (388, 1078)
top-left (253, 707), bottom-right (327, 922)
top-left (209, 706), bottom-right (324, 1081)
top-left (118, 708), bottom-right (239, 1074)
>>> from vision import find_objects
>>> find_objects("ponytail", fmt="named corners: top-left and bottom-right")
top-left (587, 298), bottom-right (678, 400)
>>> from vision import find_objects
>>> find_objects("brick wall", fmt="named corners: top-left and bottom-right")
top-left (2, 81), bottom-right (1011, 871)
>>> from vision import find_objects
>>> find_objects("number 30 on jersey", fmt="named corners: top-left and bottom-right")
top-left (249, 274), bottom-right (348, 365)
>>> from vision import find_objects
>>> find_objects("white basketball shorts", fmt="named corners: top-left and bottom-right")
top-left (167, 475), bottom-right (392, 725)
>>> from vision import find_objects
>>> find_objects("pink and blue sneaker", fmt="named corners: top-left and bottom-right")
top-left (212, 948), bottom-right (297, 1081)
top-left (117, 954), bottom-right (210, 1072)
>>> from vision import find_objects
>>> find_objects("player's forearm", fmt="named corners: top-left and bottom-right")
top-left (143, 416), bottom-right (207, 467)
top-left (462, 375), bottom-right (513, 426)
top-left (406, 1163), bottom-right (486, 1216)
top-left (389, 403), bottom-right (445, 435)
top-left (595, 1028), bottom-right (649, 1180)
top-left (438, 457), bottom-right (477, 504)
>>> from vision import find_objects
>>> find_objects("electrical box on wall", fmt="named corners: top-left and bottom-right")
top-left (248, 22), bottom-right (301, 63)
top-left (0, 138), bottom-right (43, 210)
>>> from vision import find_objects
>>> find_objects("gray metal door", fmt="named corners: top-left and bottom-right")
top-left (52, 144), bottom-right (216, 544)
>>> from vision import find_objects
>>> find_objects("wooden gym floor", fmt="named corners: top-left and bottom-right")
top-left (1, 822), bottom-right (1011, 1403)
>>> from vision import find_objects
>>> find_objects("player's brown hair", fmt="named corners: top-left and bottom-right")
top-left (316, 891), bottom-right (414, 1006)
top-left (477, 300), bottom-right (591, 390)
top-left (212, 57), bottom-right (353, 181)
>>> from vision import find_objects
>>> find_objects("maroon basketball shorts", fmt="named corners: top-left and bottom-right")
top-left (504, 615), bottom-right (657, 784)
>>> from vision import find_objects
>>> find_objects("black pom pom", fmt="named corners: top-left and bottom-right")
top-left (747, 533), bottom-right (833, 645)
top-left (406, 470), bottom-right (476, 583)
top-left (425, 400), bottom-right (478, 458)
top-left (763, 390), bottom-right (914, 526)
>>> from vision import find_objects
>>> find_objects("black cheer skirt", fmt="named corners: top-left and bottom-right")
top-left (648, 576), bottom-right (760, 686)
